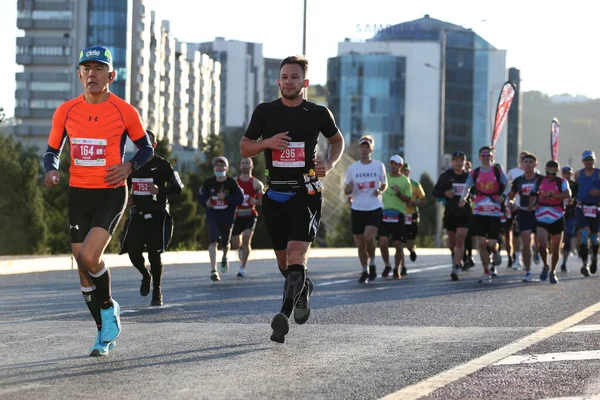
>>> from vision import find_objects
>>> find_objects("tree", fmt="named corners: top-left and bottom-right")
top-left (0, 134), bottom-right (48, 255)
top-left (326, 204), bottom-right (354, 247)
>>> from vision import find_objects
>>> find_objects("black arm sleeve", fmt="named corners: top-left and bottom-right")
top-left (129, 134), bottom-right (154, 170)
top-left (160, 162), bottom-right (184, 196)
top-left (43, 131), bottom-right (67, 172)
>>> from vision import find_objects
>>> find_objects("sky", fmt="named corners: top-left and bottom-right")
top-left (1, 0), bottom-right (599, 117)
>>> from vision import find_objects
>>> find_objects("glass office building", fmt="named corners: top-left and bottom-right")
top-left (87, 0), bottom-right (128, 99)
top-left (327, 54), bottom-right (406, 161)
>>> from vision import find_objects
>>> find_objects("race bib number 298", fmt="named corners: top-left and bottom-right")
top-left (272, 142), bottom-right (305, 168)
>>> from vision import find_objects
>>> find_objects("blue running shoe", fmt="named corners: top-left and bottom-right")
top-left (100, 300), bottom-right (121, 344)
top-left (540, 266), bottom-right (549, 281)
top-left (89, 332), bottom-right (116, 357)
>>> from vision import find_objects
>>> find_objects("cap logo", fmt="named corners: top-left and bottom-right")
top-left (86, 50), bottom-right (101, 57)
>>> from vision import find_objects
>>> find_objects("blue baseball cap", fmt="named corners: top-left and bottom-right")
top-left (78, 46), bottom-right (113, 67)
top-left (562, 165), bottom-right (573, 173)
top-left (582, 150), bottom-right (596, 160)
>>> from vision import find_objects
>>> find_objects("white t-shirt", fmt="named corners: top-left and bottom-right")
top-left (344, 160), bottom-right (387, 211)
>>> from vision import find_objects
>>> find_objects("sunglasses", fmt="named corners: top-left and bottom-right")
top-left (583, 157), bottom-right (595, 161)
top-left (480, 152), bottom-right (492, 157)
top-left (546, 171), bottom-right (557, 175)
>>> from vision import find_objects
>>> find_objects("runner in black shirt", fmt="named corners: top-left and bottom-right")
top-left (198, 156), bottom-right (244, 282)
top-left (433, 151), bottom-right (471, 280)
top-left (241, 56), bottom-right (345, 343)
top-left (119, 130), bottom-right (183, 306)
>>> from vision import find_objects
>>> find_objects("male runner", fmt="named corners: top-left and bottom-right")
top-left (462, 161), bottom-right (475, 268)
top-left (507, 153), bottom-right (542, 282)
top-left (401, 163), bottom-right (426, 272)
top-left (240, 56), bottom-right (345, 343)
top-left (43, 46), bottom-right (153, 356)
top-left (459, 146), bottom-right (509, 282)
top-left (345, 135), bottom-right (388, 283)
top-left (574, 150), bottom-right (600, 277)
top-left (560, 165), bottom-right (579, 272)
top-left (119, 130), bottom-right (183, 306)
top-left (433, 151), bottom-right (472, 281)
top-left (198, 156), bottom-right (244, 281)
top-left (232, 157), bottom-right (264, 277)
top-left (530, 160), bottom-right (571, 284)
top-left (377, 155), bottom-right (411, 279)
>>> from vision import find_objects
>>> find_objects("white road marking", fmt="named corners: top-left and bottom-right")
top-left (495, 350), bottom-right (600, 365)
top-left (565, 324), bottom-right (600, 333)
top-left (380, 300), bottom-right (600, 400)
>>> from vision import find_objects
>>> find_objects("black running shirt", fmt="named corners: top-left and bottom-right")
top-left (244, 99), bottom-right (339, 193)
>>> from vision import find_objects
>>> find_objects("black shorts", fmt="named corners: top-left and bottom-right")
top-left (405, 213), bottom-right (419, 241)
top-left (470, 214), bottom-right (502, 239)
top-left (120, 211), bottom-right (172, 255)
top-left (443, 213), bottom-right (471, 232)
top-left (537, 218), bottom-right (565, 236)
top-left (351, 208), bottom-right (382, 235)
top-left (262, 192), bottom-right (322, 251)
top-left (68, 186), bottom-right (127, 243)
top-left (378, 213), bottom-right (406, 242)
top-left (232, 215), bottom-right (258, 236)
top-left (206, 212), bottom-right (235, 246)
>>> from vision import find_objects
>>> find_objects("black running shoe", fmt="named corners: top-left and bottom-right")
top-left (400, 266), bottom-right (408, 276)
top-left (591, 259), bottom-right (598, 274)
top-left (140, 275), bottom-right (151, 297)
top-left (151, 288), bottom-right (163, 306)
top-left (392, 269), bottom-right (400, 279)
top-left (381, 265), bottom-right (392, 278)
top-left (358, 272), bottom-right (369, 283)
top-left (560, 263), bottom-right (568, 273)
top-left (270, 313), bottom-right (290, 343)
top-left (581, 265), bottom-right (591, 277)
top-left (294, 277), bottom-right (313, 325)
top-left (368, 265), bottom-right (377, 281)
top-left (210, 270), bottom-right (220, 281)
top-left (409, 251), bottom-right (417, 262)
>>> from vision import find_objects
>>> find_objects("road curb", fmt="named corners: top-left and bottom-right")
top-left (0, 248), bottom-right (447, 275)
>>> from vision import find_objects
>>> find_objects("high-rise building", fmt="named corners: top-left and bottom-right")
top-left (14, 0), bottom-right (88, 151)
top-left (328, 14), bottom-right (516, 180)
top-left (263, 57), bottom-right (280, 102)
top-left (507, 67), bottom-right (522, 169)
top-left (14, 0), bottom-right (220, 160)
top-left (197, 38), bottom-right (263, 132)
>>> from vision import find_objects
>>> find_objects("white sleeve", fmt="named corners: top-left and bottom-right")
top-left (380, 162), bottom-right (387, 185)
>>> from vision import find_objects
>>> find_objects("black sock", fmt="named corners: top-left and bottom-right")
top-left (280, 264), bottom-right (306, 318)
top-left (89, 265), bottom-right (113, 310)
top-left (279, 267), bottom-right (290, 278)
top-left (451, 251), bottom-right (454, 260)
top-left (580, 244), bottom-right (589, 264)
top-left (82, 288), bottom-right (102, 331)
top-left (149, 252), bottom-right (163, 289)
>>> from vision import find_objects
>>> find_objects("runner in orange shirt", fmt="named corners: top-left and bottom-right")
top-left (43, 46), bottom-right (153, 357)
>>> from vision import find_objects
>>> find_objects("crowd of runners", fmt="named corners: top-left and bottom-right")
top-left (42, 47), bottom-right (600, 356)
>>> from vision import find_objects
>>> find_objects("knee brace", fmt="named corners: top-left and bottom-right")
top-left (581, 229), bottom-right (589, 244)
top-left (591, 233), bottom-right (599, 246)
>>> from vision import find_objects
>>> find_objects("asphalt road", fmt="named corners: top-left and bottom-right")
top-left (2, 249), bottom-right (600, 400)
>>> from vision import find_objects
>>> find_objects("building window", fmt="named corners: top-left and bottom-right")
top-left (30, 82), bottom-right (71, 91)
top-left (31, 10), bottom-right (73, 20)
top-left (30, 99), bottom-right (64, 109)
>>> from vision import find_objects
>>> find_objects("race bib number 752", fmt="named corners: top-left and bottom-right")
top-left (272, 142), bottom-right (305, 168)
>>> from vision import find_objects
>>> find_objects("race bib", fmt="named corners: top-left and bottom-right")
top-left (211, 196), bottom-right (228, 210)
top-left (272, 142), bottom-right (305, 168)
top-left (242, 194), bottom-right (250, 207)
top-left (132, 178), bottom-right (154, 196)
top-left (357, 181), bottom-right (376, 191)
top-left (382, 214), bottom-right (399, 223)
top-left (405, 214), bottom-right (413, 225)
top-left (583, 205), bottom-right (598, 218)
top-left (521, 183), bottom-right (534, 196)
top-left (452, 183), bottom-right (466, 196)
top-left (475, 204), bottom-right (500, 213)
top-left (71, 138), bottom-right (107, 166)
